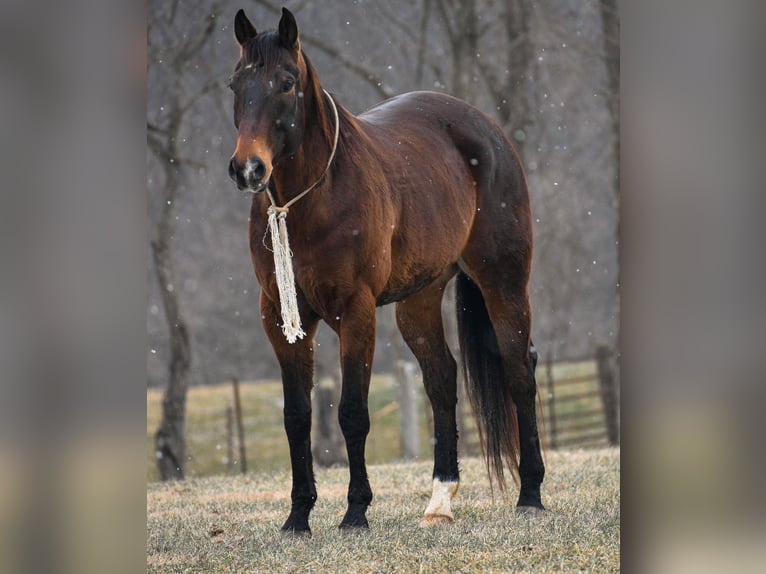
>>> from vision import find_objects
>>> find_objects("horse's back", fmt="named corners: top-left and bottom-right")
top-left (360, 91), bottom-right (488, 129)
top-left (358, 91), bottom-right (528, 211)
top-left (360, 91), bottom-right (507, 149)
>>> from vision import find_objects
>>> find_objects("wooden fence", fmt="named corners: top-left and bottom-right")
top-left (221, 347), bottom-right (620, 472)
top-left (428, 345), bottom-right (620, 454)
top-left (536, 346), bottom-right (619, 449)
top-left (363, 346), bottom-right (620, 458)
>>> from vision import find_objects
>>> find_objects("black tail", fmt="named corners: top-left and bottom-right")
top-left (456, 271), bottom-right (519, 492)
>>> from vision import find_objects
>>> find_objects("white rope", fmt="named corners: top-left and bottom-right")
top-left (266, 206), bottom-right (304, 343)
top-left (264, 89), bottom-right (339, 343)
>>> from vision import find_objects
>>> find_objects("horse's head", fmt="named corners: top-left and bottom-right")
top-left (228, 8), bottom-right (305, 193)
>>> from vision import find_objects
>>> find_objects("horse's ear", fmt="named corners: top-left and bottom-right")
top-left (278, 7), bottom-right (300, 50)
top-left (234, 9), bottom-right (257, 46)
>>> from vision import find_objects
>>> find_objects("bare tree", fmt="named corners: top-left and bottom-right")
top-left (253, 0), bottom-right (394, 98)
top-left (600, 0), bottom-right (619, 172)
top-left (434, 0), bottom-right (480, 101)
top-left (477, 0), bottom-right (535, 144)
top-left (599, 0), bottom-right (620, 413)
top-left (147, 0), bottom-right (223, 480)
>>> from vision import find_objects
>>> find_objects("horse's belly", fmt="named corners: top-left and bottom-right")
top-left (375, 195), bottom-right (473, 306)
top-left (375, 262), bottom-right (453, 306)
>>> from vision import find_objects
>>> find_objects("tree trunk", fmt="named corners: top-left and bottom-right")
top-left (147, 2), bottom-right (220, 481)
top-left (600, 0), bottom-right (620, 164)
top-left (152, 235), bottom-right (191, 480)
top-left (444, 0), bottom-right (479, 102)
top-left (396, 360), bottom-right (421, 460)
top-left (502, 0), bottom-right (534, 146)
top-left (152, 117), bottom-right (192, 481)
top-left (600, 0), bottom-right (620, 415)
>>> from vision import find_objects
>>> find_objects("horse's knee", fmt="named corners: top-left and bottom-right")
top-left (283, 406), bottom-right (312, 441)
top-left (506, 344), bottom-right (539, 399)
top-left (338, 401), bottom-right (370, 439)
top-left (508, 364), bottom-right (539, 405)
top-left (423, 373), bottom-right (458, 411)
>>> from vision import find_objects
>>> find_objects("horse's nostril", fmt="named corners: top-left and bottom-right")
top-left (251, 158), bottom-right (266, 180)
top-left (228, 158), bottom-right (237, 180)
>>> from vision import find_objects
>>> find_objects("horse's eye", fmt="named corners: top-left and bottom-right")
top-left (281, 77), bottom-right (295, 93)
top-left (226, 77), bottom-right (234, 91)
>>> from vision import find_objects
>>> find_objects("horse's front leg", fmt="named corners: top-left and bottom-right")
top-left (336, 291), bottom-right (377, 530)
top-left (261, 294), bottom-right (320, 535)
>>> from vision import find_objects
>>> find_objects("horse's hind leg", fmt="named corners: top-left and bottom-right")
top-left (483, 284), bottom-right (546, 512)
top-left (458, 238), bottom-right (545, 510)
top-left (395, 270), bottom-right (460, 526)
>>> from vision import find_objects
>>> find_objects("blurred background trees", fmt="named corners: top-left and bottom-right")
top-left (147, 0), bottom-right (619, 474)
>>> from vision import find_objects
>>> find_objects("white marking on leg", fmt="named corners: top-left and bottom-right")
top-left (422, 478), bottom-right (459, 520)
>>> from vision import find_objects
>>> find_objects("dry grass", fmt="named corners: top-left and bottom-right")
top-left (147, 448), bottom-right (619, 573)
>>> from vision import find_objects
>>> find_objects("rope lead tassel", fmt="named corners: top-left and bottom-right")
top-left (267, 206), bottom-right (305, 344)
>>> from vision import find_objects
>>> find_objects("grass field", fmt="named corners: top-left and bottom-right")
top-left (147, 448), bottom-right (619, 573)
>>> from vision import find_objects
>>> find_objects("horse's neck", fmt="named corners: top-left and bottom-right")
top-left (270, 87), bottom-right (337, 207)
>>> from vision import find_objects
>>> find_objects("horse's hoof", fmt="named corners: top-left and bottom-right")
top-left (515, 505), bottom-right (547, 517)
top-left (419, 513), bottom-right (454, 527)
top-left (339, 507), bottom-right (369, 531)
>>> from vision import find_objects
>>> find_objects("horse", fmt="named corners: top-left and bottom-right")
top-left (227, 7), bottom-right (545, 534)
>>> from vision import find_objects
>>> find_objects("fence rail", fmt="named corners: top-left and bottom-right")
top-left (255, 347), bottom-right (621, 469)
top-left (402, 345), bottom-right (620, 454)
top-left (538, 346), bottom-right (619, 449)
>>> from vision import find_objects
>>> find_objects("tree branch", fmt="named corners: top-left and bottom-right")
top-left (178, 76), bottom-right (226, 117)
top-left (174, 0), bottom-right (224, 65)
top-left (147, 130), bottom-right (170, 163)
top-left (434, 0), bottom-right (457, 47)
top-left (147, 122), bottom-right (170, 136)
top-left (415, 0), bottom-right (433, 87)
top-left (147, 130), bottom-right (206, 170)
top-left (252, 0), bottom-right (394, 99)
top-left (373, 4), bottom-right (419, 44)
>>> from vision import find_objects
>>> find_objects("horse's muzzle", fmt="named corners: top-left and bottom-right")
top-left (229, 156), bottom-right (269, 193)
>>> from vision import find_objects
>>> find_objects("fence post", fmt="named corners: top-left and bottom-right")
top-left (225, 405), bottom-right (234, 473)
top-left (596, 346), bottom-right (619, 445)
top-left (312, 376), bottom-right (347, 467)
top-left (232, 377), bottom-right (248, 473)
top-left (546, 358), bottom-right (557, 449)
top-left (396, 360), bottom-right (420, 460)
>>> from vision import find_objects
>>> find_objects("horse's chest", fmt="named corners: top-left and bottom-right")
top-left (250, 225), bottom-right (381, 315)
top-left (249, 207), bottom-right (455, 313)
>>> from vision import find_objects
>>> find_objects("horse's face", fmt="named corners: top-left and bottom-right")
top-left (228, 9), bottom-right (303, 193)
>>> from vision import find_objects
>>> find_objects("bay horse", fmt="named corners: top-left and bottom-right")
top-left (227, 7), bottom-right (545, 534)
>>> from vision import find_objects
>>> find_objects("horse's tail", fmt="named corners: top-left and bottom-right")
top-left (455, 271), bottom-right (520, 493)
